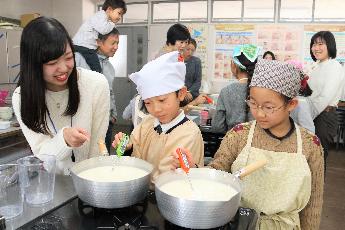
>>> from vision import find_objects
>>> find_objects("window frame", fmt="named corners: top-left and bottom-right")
top-left (151, 1), bottom-right (180, 24)
top-left (179, 0), bottom-right (208, 23)
top-left (211, 0), bottom-right (276, 23)
top-left (122, 2), bottom-right (149, 24)
top-left (96, 0), bottom-right (345, 24)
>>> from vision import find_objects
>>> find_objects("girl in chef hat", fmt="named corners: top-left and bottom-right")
top-left (172, 59), bottom-right (324, 230)
top-left (113, 51), bottom-right (204, 187)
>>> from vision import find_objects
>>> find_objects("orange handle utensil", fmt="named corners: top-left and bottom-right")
top-left (204, 95), bottom-right (213, 104)
top-left (176, 148), bottom-right (190, 173)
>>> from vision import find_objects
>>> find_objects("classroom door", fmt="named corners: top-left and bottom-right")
top-left (113, 26), bottom-right (148, 125)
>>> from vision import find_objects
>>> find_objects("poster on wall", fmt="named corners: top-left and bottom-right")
top-left (214, 24), bottom-right (256, 80)
top-left (187, 24), bottom-right (208, 81)
top-left (255, 24), bottom-right (304, 62)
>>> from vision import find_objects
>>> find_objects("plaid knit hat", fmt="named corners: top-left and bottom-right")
top-left (250, 59), bottom-right (304, 98)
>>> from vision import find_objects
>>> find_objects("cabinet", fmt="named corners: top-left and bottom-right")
top-left (0, 28), bottom-right (22, 84)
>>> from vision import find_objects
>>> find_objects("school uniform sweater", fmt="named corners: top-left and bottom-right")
top-left (209, 121), bottom-right (324, 230)
top-left (130, 114), bottom-right (204, 188)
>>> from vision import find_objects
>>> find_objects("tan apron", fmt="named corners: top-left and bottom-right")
top-left (231, 121), bottom-right (311, 230)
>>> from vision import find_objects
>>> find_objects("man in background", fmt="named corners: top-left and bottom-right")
top-left (75, 28), bottom-right (120, 152)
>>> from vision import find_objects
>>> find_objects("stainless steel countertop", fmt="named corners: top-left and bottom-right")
top-left (5, 175), bottom-right (77, 230)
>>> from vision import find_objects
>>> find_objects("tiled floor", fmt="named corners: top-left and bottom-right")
top-left (320, 147), bottom-right (345, 230)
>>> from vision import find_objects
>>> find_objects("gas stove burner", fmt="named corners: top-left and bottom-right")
top-left (164, 221), bottom-right (232, 230)
top-left (31, 223), bottom-right (58, 230)
top-left (116, 223), bottom-right (158, 230)
top-left (77, 198), bottom-right (148, 218)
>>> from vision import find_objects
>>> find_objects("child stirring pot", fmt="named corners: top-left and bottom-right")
top-left (113, 51), bottom-right (204, 188)
top-left (173, 59), bottom-right (324, 230)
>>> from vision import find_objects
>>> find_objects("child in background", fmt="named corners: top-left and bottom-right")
top-left (172, 59), bottom-right (324, 230)
top-left (73, 0), bottom-right (126, 73)
top-left (212, 44), bottom-right (260, 133)
top-left (113, 51), bottom-right (204, 187)
top-left (262, 50), bottom-right (276, 60)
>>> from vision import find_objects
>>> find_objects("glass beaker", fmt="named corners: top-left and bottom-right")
top-left (18, 155), bottom-right (56, 206)
top-left (0, 164), bottom-right (23, 219)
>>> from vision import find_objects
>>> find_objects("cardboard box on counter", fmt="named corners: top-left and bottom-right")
top-left (20, 13), bottom-right (40, 28)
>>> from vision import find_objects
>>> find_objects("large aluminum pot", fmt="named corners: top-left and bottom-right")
top-left (155, 160), bottom-right (267, 229)
top-left (70, 156), bottom-right (153, 209)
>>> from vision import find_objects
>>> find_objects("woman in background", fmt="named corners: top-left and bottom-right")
top-left (183, 38), bottom-right (202, 103)
top-left (155, 23), bottom-right (191, 58)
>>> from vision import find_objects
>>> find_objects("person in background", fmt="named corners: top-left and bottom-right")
top-left (173, 59), bottom-right (324, 230)
top-left (212, 44), bottom-right (260, 133)
top-left (113, 51), bottom-right (204, 187)
top-left (122, 94), bottom-right (148, 129)
top-left (183, 38), bottom-right (202, 103)
top-left (125, 24), bottom-right (191, 128)
top-left (263, 51), bottom-right (276, 60)
top-left (13, 17), bottom-right (110, 175)
top-left (75, 28), bottom-right (119, 152)
top-left (73, 0), bottom-right (126, 73)
top-left (155, 23), bottom-right (191, 58)
top-left (290, 31), bottom-right (344, 165)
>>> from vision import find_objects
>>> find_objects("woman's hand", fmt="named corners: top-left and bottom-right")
top-left (185, 92), bottom-right (193, 102)
top-left (63, 127), bottom-right (90, 147)
top-left (170, 148), bottom-right (196, 170)
top-left (112, 132), bottom-right (133, 150)
top-left (188, 94), bottom-right (207, 106)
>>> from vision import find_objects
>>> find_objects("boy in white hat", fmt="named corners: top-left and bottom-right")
top-left (113, 51), bottom-right (204, 186)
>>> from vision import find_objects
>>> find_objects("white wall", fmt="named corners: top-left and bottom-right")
top-left (0, 0), bottom-right (53, 19)
top-left (0, 0), bottom-right (98, 37)
top-left (82, 0), bottom-right (96, 21)
top-left (52, 0), bottom-right (83, 36)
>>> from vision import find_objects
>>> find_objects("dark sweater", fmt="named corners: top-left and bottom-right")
top-left (185, 56), bottom-right (202, 99)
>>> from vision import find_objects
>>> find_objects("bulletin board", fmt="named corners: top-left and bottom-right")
top-left (255, 24), bottom-right (304, 62)
top-left (186, 24), bottom-right (208, 81)
top-left (147, 23), bottom-right (345, 93)
top-left (213, 24), bottom-right (256, 79)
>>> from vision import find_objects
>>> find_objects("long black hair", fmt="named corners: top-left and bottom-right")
top-left (18, 17), bottom-right (80, 135)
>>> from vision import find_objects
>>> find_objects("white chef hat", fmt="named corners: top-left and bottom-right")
top-left (129, 51), bottom-right (186, 100)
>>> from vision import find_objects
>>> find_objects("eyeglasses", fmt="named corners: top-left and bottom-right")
top-left (245, 99), bottom-right (285, 115)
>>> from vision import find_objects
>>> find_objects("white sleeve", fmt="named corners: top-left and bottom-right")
top-left (90, 11), bottom-right (115, 35)
top-left (309, 62), bottom-right (344, 113)
top-left (122, 98), bottom-right (135, 120)
top-left (74, 52), bottom-right (91, 70)
top-left (88, 74), bottom-right (110, 158)
top-left (12, 89), bottom-right (72, 161)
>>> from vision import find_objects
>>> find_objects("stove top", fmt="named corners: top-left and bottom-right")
top-left (18, 192), bottom-right (254, 230)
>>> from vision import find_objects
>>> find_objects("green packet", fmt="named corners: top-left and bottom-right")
top-left (116, 134), bottom-right (130, 157)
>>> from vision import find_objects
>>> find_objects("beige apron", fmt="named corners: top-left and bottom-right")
top-left (231, 121), bottom-right (311, 230)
